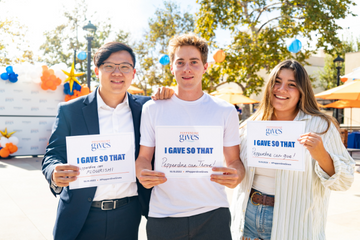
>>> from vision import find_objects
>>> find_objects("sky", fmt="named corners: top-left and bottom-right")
top-left (0, 0), bottom-right (359, 61)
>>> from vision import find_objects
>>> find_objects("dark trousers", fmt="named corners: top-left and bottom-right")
top-left (146, 207), bottom-right (231, 240)
top-left (75, 197), bottom-right (141, 240)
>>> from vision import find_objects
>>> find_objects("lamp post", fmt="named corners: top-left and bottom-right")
top-left (333, 55), bottom-right (344, 123)
top-left (83, 21), bottom-right (97, 89)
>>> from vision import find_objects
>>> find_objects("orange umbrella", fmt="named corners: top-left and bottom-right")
top-left (210, 87), bottom-right (243, 95)
top-left (215, 93), bottom-right (259, 104)
top-left (315, 80), bottom-right (360, 100)
top-left (323, 100), bottom-right (360, 131)
top-left (128, 85), bottom-right (144, 94)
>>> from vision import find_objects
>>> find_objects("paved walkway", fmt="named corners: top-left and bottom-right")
top-left (0, 155), bottom-right (359, 240)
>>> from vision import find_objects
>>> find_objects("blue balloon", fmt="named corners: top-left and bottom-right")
top-left (159, 54), bottom-right (170, 65)
top-left (77, 51), bottom-right (87, 60)
top-left (1, 73), bottom-right (9, 80)
top-left (73, 81), bottom-right (82, 91)
top-left (6, 66), bottom-right (13, 74)
top-left (8, 73), bottom-right (18, 83)
top-left (287, 39), bottom-right (302, 53)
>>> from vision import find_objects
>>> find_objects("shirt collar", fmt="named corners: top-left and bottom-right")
top-left (96, 88), bottom-right (129, 110)
top-left (293, 109), bottom-right (312, 121)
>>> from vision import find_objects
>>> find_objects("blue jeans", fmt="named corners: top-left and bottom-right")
top-left (243, 193), bottom-right (274, 240)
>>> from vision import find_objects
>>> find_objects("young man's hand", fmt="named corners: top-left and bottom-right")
top-left (151, 87), bottom-right (175, 100)
top-left (211, 167), bottom-right (241, 189)
top-left (52, 164), bottom-right (80, 187)
top-left (137, 169), bottom-right (167, 189)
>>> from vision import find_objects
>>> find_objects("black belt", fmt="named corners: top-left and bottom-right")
top-left (91, 196), bottom-right (137, 210)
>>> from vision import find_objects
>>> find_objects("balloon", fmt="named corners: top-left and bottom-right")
top-left (5, 143), bottom-right (17, 154)
top-left (8, 72), bottom-right (18, 83)
top-left (287, 39), bottom-right (302, 53)
top-left (0, 148), bottom-right (10, 158)
top-left (8, 136), bottom-right (19, 145)
top-left (341, 77), bottom-right (347, 83)
top-left (159, 54), bottom-right (170, 65)
top-left (1, 73), bottom-right (8, 80)
top-left (12, 64), bottom-right (25, 75)
top-left (0, 137), bottom-right (9, 147)
top-left (213, 49), bottom-right (226, 63)
top-left (77, 51), bottom-right (87, 60)
top-left (6, 66), bottom-right (13, 74)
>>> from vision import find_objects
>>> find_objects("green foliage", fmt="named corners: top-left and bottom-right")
top-left (39, 0), bottom-right (130, 84)
top-left (196, 0), bottom-right (357, 97)
top-left (133, 1), bottom-right (194, 95)
top-left (319, 38), bottom-right (360, 90)
top-left (0, 19), bottom-right (34, 66)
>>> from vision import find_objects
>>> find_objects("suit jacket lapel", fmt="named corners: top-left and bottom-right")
top-left (128, 92), bottom-right (142, 157)
top-left (82, 90), bottom-right (100, 135)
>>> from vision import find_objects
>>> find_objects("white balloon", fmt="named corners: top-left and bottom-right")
top-left (0, 137), bottom-right (9, 147)
top-left (54, 69), bottom-right (67, 81)
top-left (8, 136), bottom-right (19, 145)
top-left (18, 74), bottom-right (31, 83)
top-left (12, 64), bottom-right (25, 75)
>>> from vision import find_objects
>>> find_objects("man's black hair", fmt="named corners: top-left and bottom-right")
top-left (93, 42), bottom-right (136, 67)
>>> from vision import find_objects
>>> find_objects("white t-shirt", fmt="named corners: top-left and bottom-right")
top-left (252, 167), bottom-right (276, 195)
top-left (140, 93), bottom-right (240, 218)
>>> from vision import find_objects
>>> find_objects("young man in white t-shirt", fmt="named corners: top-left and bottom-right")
top-left (136, 33), bottom-right (245, 240)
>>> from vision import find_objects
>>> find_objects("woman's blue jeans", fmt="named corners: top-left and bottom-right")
top-left (243, 193), bottom-right (274, 240)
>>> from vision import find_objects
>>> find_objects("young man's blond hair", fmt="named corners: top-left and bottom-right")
top-left (168, 33), bottom-right (209, 65)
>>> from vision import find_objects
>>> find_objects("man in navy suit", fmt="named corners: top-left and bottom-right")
top-left (42, 42), bottom-right (171, 240)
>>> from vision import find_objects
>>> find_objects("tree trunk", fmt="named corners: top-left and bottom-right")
top-left (241, 104), bottom-right (251, 121)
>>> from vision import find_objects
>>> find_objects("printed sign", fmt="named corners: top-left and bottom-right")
top-left (66, 133), bottom-right (135, 189)
top-left (247, 121), bottom-right (305, 171)
top-left (155, 126), bottom-right (223, 178)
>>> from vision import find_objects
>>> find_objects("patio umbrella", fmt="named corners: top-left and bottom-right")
top-left (340, 67), bottom-right (360, 82)
top-left (323, 100), bottom-right (360, 131)
top-left (215, 93), bottom-right (259, 105)
top-left (315, 79), bottom-right (360, 100)
top-left (128, 85), bottom-right (144, 94)
top-left (210, 87), bottom-right (243, 95)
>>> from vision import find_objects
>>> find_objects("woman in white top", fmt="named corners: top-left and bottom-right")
top-left (231, 60), bottom-right (355, 240)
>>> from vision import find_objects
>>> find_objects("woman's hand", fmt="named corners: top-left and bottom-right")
top-left (298, 132), bottom-right (335, 176)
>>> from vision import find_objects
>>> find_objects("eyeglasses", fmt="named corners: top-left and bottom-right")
top-left (101, 62), bottom-right (134, 73)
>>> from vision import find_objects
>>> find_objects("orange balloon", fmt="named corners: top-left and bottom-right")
top-left (42, 65), bottom-right (48, 71)
top-left (341, 77), bottom-right (348, 83)
top-left (41, 83), bottom-right (48, 90)
top-left (46, 80), bottom-right (54, 88)
top-left (0, 148), bottom-right (10, 158)
top-left (5, 143), bottom-right (17, 154)
top-left (81, 86), bottom-right (90, 95)
top-left (49, 69), bottom-right (55, 75)
top-left (213, 49), bottom-right (226, 63)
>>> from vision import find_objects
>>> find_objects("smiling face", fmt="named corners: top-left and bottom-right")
top-left (171, 45), bottom-right (208, 100)
top-left (271, 68), bottom-right (300, 118)
top-left (94, 50), bottom-right (135, 104)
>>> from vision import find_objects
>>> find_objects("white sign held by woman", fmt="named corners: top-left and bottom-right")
top-left (247, 121), bottom-right (305, 171)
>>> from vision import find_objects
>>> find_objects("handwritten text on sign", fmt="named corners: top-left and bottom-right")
top-left (247, 121), bottom-right (305, 171)
top-left (155, 126), bottom-right (223, 178)
top-left (66, 133), bottom-right (136, 189)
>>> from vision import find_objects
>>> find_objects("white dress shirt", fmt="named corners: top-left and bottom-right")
top-left (93, 89), bottom-right (138, 201)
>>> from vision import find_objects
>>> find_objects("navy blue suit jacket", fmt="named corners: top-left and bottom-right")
top-left (42, 90), bottom-right (151, 240)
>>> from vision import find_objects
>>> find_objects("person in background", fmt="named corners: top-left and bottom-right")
top-left (231, 59), bottom-right (355, 240)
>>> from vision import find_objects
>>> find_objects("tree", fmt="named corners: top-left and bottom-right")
top-left (196, 0), bottom-right (357, 119)
top-left (319, 37), bottom-right (360, 90)
top-left (40, 0), bottom-right (130, 84)
top-left (0, 19), bottom-right (35, 66)
top-left (133, 1), bottom-right (194, 95)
